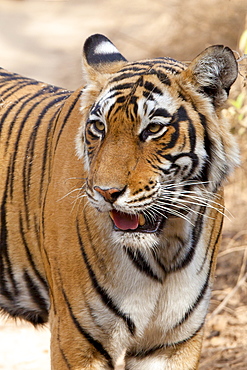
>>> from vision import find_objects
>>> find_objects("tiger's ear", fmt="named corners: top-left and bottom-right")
top-left (82, 34), bottom-right (127, 84)
top-left (182, 45), bottom-right (238, 107)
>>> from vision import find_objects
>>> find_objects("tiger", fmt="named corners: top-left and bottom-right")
top-left (0, 33), bottom-right (239, 369)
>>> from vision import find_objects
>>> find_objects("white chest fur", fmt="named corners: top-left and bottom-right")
top-left (87, 215), bottom-right (212, 367)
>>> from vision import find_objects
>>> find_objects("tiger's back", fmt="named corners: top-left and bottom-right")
top-left (0, 35), bottom-right (239, 369)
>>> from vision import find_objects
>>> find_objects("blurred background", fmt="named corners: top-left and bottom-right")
top-left (0, 0), bottom-right (246, 369)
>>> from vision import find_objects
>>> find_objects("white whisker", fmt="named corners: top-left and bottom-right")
top-left (142, 209), bottom-right (157, 224)
top-left (154, 180), bottom-right (228, 221)
top-left (64, 177), bottom-right (87, 182)
top-left (172, 197), bottom-right (225, 216)
top-left (70, 191), bottom-right (88, 214)
top-left (154, 200), bottom-right (216, 220)
top-left (57, 187), bottom-right (86, 202)
top-left (147, 202), bottom-right (195, 225)
top-left (160, 180), bottom-right (211, 189)
top-left (159, 184), bottom-right (226, 214)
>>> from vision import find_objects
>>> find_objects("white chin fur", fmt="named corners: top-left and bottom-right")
top-left (111, 230), bottom-right (159, 250)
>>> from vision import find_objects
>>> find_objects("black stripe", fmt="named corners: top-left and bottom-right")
top-left (110, 72), bottom-right (141, 83)
top-left (172, 273), bottom-right (210, 329)
top-left (166, 213), bottom-right (215, 327)
top-left (197, 213), bottom-right (224, 274)
top-left (115, 95), bottom-right (126, 104)
top-left (105, 99), bottom-right (119, 121)
top-left (156, 70), bottom-right (171, 86)
top-left (120, 63), bottom-right (153, 72)
top-left (33, 214), bottom-right (42, 250)
top-left (152, 235), bottom-right (186, 274)
top-left (0, 70), bottom-right (66, 95)
top-left (199, 113), bottom-right (213, 183)
top-left (163, 120), bottom-right (180, 150)
top-left (127, 343), bottom-right (164, 359)
top-left (19, 213), bottom-right (49, 292)
top-left (127, 321), bottom-right (204, 360)
top-left (0, 74), bottom-right (36, 84)
top-left (151, 108), bottom-right (171, 119)
top-left (57, 318), bottom-right (72, 369)
top-left (188, 121), bottom-right (196, 152)
top-left (39, 103), bottom-right (67, 200)
top-left (0, 69), bottom-right (20, 78)
top-left (59, 348), bottom-right (72, 369)
top-left (0, 93), bottom-right (30, 138)
top-left (15, 96), bottom-right (58, 228)
top-left (161, 152), bottom-right (199, 179)
top-left (86, 302), bottom-right (105, 331)
top-left (178, 91), bottom-right (187, 101)
top-left (0, 166), bottom-right (18, 299)
top-left (163, 66), bottom-right (181, 74)
top-left (54, 90), bottom-right (81, 150)
top-left (131, 96), bottom-right (138, 118)
top-left (62, 288), bottom-right (114, 369)
top-left (124, 247), bottom-right (163, 283)
top-left (0, 81), bottom-right (32, 101)
top-left (176, 105), bottom-right (189, 122)
top-left (144, 81), bottom-right (162, 96)
top-left (23, 94), bottom-right (68, 213)
top-left (143, 90), bottom-right (154, 100)
top-left (172, 215), bottom-right (223, 330)
top-left (110, 82), bottom-right (133, 91)
top-left (82, 211), bottom-right (109, 272)
top-left (76, 220), bottom-right (136, 335)
top-left (7, 88), bottom-right (61, 199)
top-left (176, 105), bottom-right (197, 153)
top-left (173, 320), bottom-right (205, 348)
top-left (155, 206), bottom-right (206, 274)
top-left (109, 59), bottom-right (183, 85)
top-left (154, 57), bottom-right (186, 68)
top-left (178, 206), bottom-right (206, 270)
top-left (23, 270), bottom-right (49, 324)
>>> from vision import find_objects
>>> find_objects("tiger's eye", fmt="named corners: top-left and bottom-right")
top-left (93, 121), bottom-right (105, 132)
top-left (147, 123), bottom-right (162, 134)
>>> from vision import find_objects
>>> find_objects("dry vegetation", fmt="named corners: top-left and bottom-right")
top-left (0, 1), bottom-right (246, 369)
top-left (201, 48), bottom-right (247, 369)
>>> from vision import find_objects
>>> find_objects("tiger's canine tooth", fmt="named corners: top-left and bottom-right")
top-left (139, 214), bottom-right (146, 226)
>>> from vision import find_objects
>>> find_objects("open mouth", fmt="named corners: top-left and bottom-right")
top-left (109, 210), bottom-right (165, 233)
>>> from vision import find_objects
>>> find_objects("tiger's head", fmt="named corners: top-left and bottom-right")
top-left (76, 34), bottom-right (239, 248)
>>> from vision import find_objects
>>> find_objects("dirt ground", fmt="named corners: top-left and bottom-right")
top-left (0, 0), bottom-right (246, 369)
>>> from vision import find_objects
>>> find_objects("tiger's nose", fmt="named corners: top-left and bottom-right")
top-left (94, 186), bottom-right (125, 203)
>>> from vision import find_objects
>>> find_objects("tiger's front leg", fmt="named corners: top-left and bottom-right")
top-left (49, 308), bottom-right (114, 370)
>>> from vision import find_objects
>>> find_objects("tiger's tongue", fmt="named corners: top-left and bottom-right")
top-left (110, 210), bottom-right (139, 231)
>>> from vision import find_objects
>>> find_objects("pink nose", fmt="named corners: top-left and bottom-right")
top-left (94, 186), bottom-right (124, 203)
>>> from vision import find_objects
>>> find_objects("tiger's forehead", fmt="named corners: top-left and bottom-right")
top-left (107, 57), bottom-right (186, 90)
top-left (90, 58), bottom-right (186, 123)
top-left (113, 57), bottom-right (186, 78)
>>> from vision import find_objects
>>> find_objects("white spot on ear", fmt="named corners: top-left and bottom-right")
top-left (94, 41), bottom-right (119, 55)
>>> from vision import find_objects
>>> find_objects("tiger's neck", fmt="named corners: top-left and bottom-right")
top-left (71, 201), bottom-right (220, 357)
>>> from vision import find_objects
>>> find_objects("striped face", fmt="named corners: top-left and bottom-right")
top-left (77, 35), bottom-right (239, 247)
